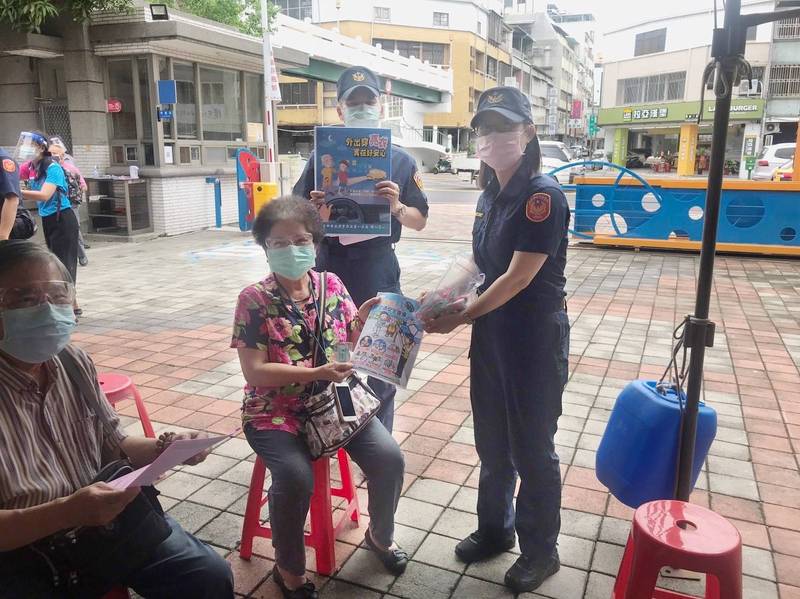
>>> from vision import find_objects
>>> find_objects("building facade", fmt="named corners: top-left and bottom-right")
top-left (596, 1), bottom-right (774, 177)
top-left (273, 0), bottom-right (512, 153)
top-left (766, 1), bottom-right (800, 145)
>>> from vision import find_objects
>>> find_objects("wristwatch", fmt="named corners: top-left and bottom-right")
top-left (392, 204), bottom-right (407, 219)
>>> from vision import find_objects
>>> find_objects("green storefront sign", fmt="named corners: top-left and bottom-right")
top-left (598, 99), bottom-right (764, 126)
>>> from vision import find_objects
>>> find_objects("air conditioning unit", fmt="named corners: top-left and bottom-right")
top-left (738, 80), bottom-right (751, 95)
top-left (738, 79), bottom-right (762, 96)
top-left (765, 123), bottom-right (781, 134)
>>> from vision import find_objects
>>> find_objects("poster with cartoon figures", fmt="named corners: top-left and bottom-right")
top-left (352, 293), bottom-right (423, 388)
top-left (314, 126), bottom-right (392, 237)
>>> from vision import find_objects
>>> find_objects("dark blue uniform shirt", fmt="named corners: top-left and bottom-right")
top-left (293, 144), bottom-right (429, 248)
top-left (473, 158), bottom-right (569, 312)
top-left (0, 149), bottom-right (22, 212)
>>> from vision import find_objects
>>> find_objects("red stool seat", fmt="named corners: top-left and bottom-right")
top-left (102, 588), bottom-right (129, 598)
top-left (239, 448), bottom-right (360, 576)
top-left (98, 373), bottom-right (155, 438)
top-left (614, 500), bottom-right (742, 599)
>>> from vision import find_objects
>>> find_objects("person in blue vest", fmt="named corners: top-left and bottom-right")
top-left (17, 131), bottom-right (81, 316)
top-left (422, 87), bottom-right (570, 593)
top-left (293, 66), bottom-right (429, 433)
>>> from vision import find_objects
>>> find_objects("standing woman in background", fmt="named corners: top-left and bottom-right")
top-left (17, 131), bottom-right (81, 316)
top-left (423, 87), bottom-right (570, 594)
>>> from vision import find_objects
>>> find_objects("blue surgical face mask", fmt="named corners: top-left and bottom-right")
top-left (266, 245), bottom-right (316, 281)
top-left (343, 103), bottom-right (381, 128)
top-left (0, 303), bottom-right (76, 364)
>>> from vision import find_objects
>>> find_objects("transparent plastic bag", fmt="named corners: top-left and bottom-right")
top-left (417, 255), bottom-right (485, 321)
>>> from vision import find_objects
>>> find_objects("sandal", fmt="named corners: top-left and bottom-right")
top-left (364, 528), bottom-right (409, 575)
top-left (272, 565), bottom-right (318, 599)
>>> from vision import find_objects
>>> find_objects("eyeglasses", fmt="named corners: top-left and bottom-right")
top-left (0, 281), bottom-right (75, 310)
top-left (265, 234), bottom-right (314, 250)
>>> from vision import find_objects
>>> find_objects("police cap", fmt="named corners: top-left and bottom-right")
top-left (471, 86), bottom-right (533, 129)
top-left (337, 66), bottom-right (381, 101)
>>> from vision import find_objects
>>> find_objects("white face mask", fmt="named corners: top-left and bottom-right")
top-left (343, 104), bottom-right (381, 128)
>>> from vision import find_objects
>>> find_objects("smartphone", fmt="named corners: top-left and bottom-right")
top-left (335, 384), bottom-right (357, 422)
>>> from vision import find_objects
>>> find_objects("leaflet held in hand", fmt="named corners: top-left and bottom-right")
top-left (352, 293), bottom-right (423, 388)
top-left (314, 126), bottom-right (392, 237)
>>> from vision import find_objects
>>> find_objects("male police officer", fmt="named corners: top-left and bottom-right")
top-left (293, 66), bottom-right (429, 433)
top-left (0, 149), bottom-right (23, 240)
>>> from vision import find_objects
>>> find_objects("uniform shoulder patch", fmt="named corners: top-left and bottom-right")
top-left (2, 159), bottom-right (15, 173)
top-left (526, 192), bottom-right (551, 223)
top-left (413, 171), bottom-right (424, 191)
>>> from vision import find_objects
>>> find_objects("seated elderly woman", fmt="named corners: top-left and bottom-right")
top-left (232, 196), bottom-right (407, 599)
top-left (0, 240), bottom-right (233, 598)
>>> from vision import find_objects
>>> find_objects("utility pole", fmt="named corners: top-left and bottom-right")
top-left (675, 0), bottom-right (800, 500)
top-left (261, 0), bottom-right (277, 182)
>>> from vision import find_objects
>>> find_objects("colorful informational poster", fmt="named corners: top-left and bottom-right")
top-left (314, 126), bottom-right (392, 237)
top-left (352, 293), bottom-right (423, 388)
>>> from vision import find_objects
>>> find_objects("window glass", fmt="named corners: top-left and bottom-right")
top-left (634, 28), bottom-right (667, 56)
top-left (138, 59), bottom-right (153, 140)
top-left (108, 60), bottom-right (136, 139)
top-left (274, 0), bottom-right (312, 20)
top-left (775, 148), bottom-right (795, 159)
top-left (159, 57), bottom-right (173, 138)
top-left (433, 12), bottom-right (449, 27)
top-left (245, 73), bottom-right (264, 124)
top-left (201, 67), bottom-right (243, 142)
top-left (278, 81), bottom-right (317, 105)
top-left (205, 146), bottom-right (227, 163)
top-left (374, 7), bottom-right (390, 21)
top-left (174, 63), bottom-right (197, 139)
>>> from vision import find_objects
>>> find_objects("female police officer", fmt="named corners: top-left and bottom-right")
top-left (423, 87), bottom-right (570, 594)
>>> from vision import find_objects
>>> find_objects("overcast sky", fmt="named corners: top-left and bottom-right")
top-left (552, 0), bottom-right (721, 32)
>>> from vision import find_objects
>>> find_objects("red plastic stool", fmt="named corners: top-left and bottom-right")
top-left (239, 448), bottom-right (360, 575)
top-left (102, 588), bottom-right (130, 598)
top-left (613, 500), bottom-right (742, 599)
top-left (98, 373), bottom-right (155, 438)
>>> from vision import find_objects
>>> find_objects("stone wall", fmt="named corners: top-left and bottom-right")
top-left (148, 174), bottom-right (239, 236)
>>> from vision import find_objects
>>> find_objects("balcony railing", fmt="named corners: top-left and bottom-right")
top-left (776, 17), bottom-right (800, 39)
top-left (769, 64), bottom-right (800, 96)
top-left (388, 120), bottom-right (449, 149)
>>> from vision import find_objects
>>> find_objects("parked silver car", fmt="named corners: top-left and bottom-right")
top-left (753, 143), bottom-right (795, 180)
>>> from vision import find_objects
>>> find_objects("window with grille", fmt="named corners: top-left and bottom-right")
top-left (769, 64), bottom-right (800, 96)
top-left (487, 57), bottom-right (498, 79)
top-left (374, 6), bottom-right (390, 21)
top-left (274, 0), bottom-right (312, 21)
top-left (279, 81), bottom-right (317, 105)
top-left (385, 96), bottom-right (403, 119)
top-left (775, 16), bottom-right (800, 39)
top-left (433, 12), bottom-right (449, 26)
top-left (634, 28), bottom-right (666, 56)
top-left (615, 71), bottom-right (685, 104)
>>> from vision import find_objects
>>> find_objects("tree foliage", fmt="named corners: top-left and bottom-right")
top-left (0, 0), bottom-right (280, 35)
top-left (0, 0), bottom-right (133, 32)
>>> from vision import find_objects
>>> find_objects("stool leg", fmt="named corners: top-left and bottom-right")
top-left (623, 553), bottom-right (662, 599)
top-left (337, 448), bottom-right (360, 525)
top-left (240, 458), bottom-right (268, 560)
top-left (310, 458), bottom-right (336, 576)
top-left (131, 384), bottom-right (155, 438)
top-left (613, 534), bottom-right (635, 599)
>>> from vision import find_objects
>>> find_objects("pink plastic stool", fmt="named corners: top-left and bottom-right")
top-left (98, 373), bottom-right (155, 438)
top-left (102, 588), bottom-right (130, 599)
top-left (614, 500), bottom-right (742, 599)
top-left (239, 448), bottom-right (360, 575)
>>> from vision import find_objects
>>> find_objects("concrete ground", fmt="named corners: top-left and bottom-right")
top-left (72, 181), bottom-right (800, 598)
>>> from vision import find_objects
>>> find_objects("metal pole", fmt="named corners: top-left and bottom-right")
top-left (261, 0), bottom-right (277, 182)
top-left (675, 0), bottom-right (741, 501)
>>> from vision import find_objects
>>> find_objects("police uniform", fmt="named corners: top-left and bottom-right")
top-left (0, 150), bottom-right (26, 240)
top-left (292, 67), bottom-right (430, 433)
top-left (466, 88), bottom-right (570, 582)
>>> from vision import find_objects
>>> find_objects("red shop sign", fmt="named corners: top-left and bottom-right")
top-left (107, 98), bottom-right (123, 113)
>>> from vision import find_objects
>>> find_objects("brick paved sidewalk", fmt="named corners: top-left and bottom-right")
top-left (73, 230), bottom-right (799, 599)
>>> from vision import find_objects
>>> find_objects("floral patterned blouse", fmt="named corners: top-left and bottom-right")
top-left (231, 270), bottom-right (359, 434)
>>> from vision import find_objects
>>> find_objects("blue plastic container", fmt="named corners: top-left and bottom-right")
top-left (595, 380), bottom-right (717, 509)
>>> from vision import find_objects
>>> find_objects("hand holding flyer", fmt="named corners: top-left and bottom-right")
top-left (352, 293), bottom-right (423, 388)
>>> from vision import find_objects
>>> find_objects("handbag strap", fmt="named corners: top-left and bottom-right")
top-left (58, 348), bottom-right (117, 439)
top-left (313, 271), bottom-right (328, 367)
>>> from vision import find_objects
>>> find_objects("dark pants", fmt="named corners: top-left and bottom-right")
top-left (0, 516), bottom-right (234, 599)
top-left (316, 242), bottom-right (401, 432)
top-left (470, 308), bottom-right (569, 557)
top-left (246, 419), bottom-right (404, 576)
top-left (42, 208), bottom-right (79, 285)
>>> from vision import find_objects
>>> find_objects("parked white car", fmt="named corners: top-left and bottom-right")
top-left (540, 141), bottom-right (579, 185)
top-left (753, 143), bottom-right (795, 180)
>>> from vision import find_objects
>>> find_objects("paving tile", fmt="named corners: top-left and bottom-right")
top-left (187, 478), bottom-right (248, 510)
top-left (227, 553), bottom-right (271, 596)
top-left (557, 533), bottom-right (594, 569)
top-left (432, 507), bottom-right (479, 541)
top-left (467, 551), bottom-right (519, 585)
top-left (591, 541), bottom-right (624, 576)
top-left (336, 548), bottom-right (398, 592)
top-left (412, 532), bottom-right (466, 573)
top-left (774, 553), bottom-right (800, 587)
top-left (522, 564), bottom-right (587, 599)
top-left (561, 509), bottom-right (603, 541)
top-left (387, 561), bottom-right (461, 599)
top-left (452, 575), bottom-right (515, 598)
top-left (181, 453), bottom-right (239, 479)
top-left (583, 572), bottom-right (616, 599)
top-left (404, 478), bottom-right (460, 506)
top-left (709, 473), bottom-right (761, 501)
top-left (168, 500), bottom-right (221, 534)
top-left (743, 545), bottom-right (777, 581)
top-left (196, 511), bottom-right (246, 549)
top-left (319, 579), bottom-right (382, 598)
top-left (422, 459), bottom-right (473, 485)
top-left (598, 516), bottom-right (630, 546)
top-left (770, 527), bottom-right (800, 558)
top-left (156, 470), bottom-right (211, 500)
top-left (394, 497), bottom-right (445, 530)
top-left (450, 486), bottom-right (479, 514)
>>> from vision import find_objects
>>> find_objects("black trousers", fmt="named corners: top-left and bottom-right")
top-left (42, 208), bottom-right (79, 284)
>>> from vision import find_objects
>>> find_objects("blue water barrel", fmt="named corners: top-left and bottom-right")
top-left (595, 380), bottom-right (717, 508)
